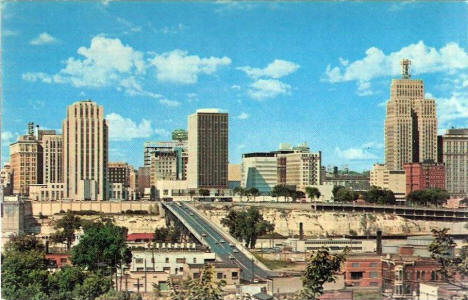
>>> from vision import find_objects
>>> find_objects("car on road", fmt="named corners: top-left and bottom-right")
top-left (229, 255), bottom-right (235, 260)
top-left (233, 249), bottom-right (239, 253)
top-left (219, 240), bottom-right (225, 243)
top-left (201, 233), bottom-right (207, 237)
top-left (190, 213), bottom-right (194, 216)
top-left (229, 243), bottom-right (235, 247)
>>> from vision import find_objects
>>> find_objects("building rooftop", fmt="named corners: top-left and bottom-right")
top-left (196, 108), bottom-right (222, 113)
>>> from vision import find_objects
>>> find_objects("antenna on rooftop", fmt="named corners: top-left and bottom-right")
top-left (400, 59), bottom-right (411, 79)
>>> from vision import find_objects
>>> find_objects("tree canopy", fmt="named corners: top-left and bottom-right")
top-left (221, 207), bottom-right (274, 248)
top-left (364, 186), bottom-right (396, 205)
top-left (154, 226), bottom-right (182, 243)
top-left (305, 187), bottom-right (321, 201)
top-left (169, 264), bottom-right (225, 300)
top-left (407, 188), bottom-right (450, 207)
top-left (71, 218), bottom-right (132, 274)
top-left (297, 247), bottom-right (348, 300)
top-left (428, 228), bottom-right (468, 289)
top-left (51, 211), bottom-right (83, 250)
top-left (332, 186), bottom-right (359, 202)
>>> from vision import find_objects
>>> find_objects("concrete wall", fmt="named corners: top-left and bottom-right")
top-left (27, 200), bottom-right (157, 216)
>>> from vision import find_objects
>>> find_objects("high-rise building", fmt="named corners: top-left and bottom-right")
top-left (9, 123), bottom-right (43, 196)
top-left (63, 100), bottom-right (108, 201)
top-left (187, 109), bottom-right (228, 189)
top-left (443, 128), bottom-right (468, 197)
top-left (143, 140), bottom-right (187, 168)
top-left (108, 162), bottom-right (132, 187)
top-left (384, 59), bottom-right (437, 171)
top-left (41, 131), bottom-right (63, 184)
top-left (403, 162), bottom-right (445, 195)
top-left (283, 151), bottom-right (322, 191)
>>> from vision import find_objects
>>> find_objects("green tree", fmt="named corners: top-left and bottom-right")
top-left (233, 186), bottom-right (246, 201)
top-left (221, 207), bottom-right (274, 248)
top-left (296, 247), bottom-right (348, 300)
top-left (364, 186), bottom-right (396, 205)
top-left (1, 236), bottom-right (50, 300)
top-left (73, 272), bottom-right (112, 300)
top-left (47, 266), bottom-right (86, 300)
top-left (247, 187), bottom-right (260, 201)
top-left (428, 228), bottom-right (468, 289)
top-left (332, 185), bottom-right (345, 200)
top-left (305, 187), bottom-right (321, 201)
top-left (154, 226), bottom-right (181, 243)
top-left (271, 184), bottom-right (295, 201)
top-left (187, 264), bottom-right (225, 300)
top-left (407, 188), bottom-right (449, 207)
top-left (334, 187), bottom-right (358, 202)
top-left (71, 219), bottom-right (132, 275)
top-left (50, 211), bottom-right (82, 250)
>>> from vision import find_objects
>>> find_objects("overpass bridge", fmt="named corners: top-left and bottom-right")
top-left (162, 202), bottom-right (275, 281)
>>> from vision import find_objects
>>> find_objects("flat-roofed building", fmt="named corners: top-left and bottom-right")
top-left (370, 164), bottom-right (406, 202)
top-left (41, 132), bottom-right (63, 185)
top-left (443, 128), bottom-right (468, 197)
top-left (9, 123), bottom-right (43, 196)
top-left (242, 152), bottom-right (278, 194)
top-left (187, 109), bottom-right (228, 190)
top-left (403, 162), bottom-right (445, 195)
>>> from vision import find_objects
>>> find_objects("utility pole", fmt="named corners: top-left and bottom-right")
top-left (137, 278), bottom-right (140, 294)
top-left (144, 259), bottom-right (147, 293)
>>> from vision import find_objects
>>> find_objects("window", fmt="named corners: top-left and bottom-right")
top-left (370, 262), bottom-right (377, 267)
top-left (369, 282), bottom-right (378, 287)
top-left (350, 272), bottom-right (363, 280)
top-left (193, 272), bottom-right (200, 279)
top-left (176, 258), bottom-right (186, 263)
top-left (135, 258), bottom-right (143, 264)
top-left (369, 272), bottom-right (378, 278)
top-left (351, 262), bottom-right (359, 268)
top-left (217, 273), bottom-right (223, 279)
top-left (60, 258), bottom-right (68, 263)
top-left (165, 257), bottom-right (169, 263)
top-left (232, 272), bottom-right (238, 279)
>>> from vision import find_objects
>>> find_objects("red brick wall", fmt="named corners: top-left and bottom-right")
top-left (342, 257), bottom-right (382, 288)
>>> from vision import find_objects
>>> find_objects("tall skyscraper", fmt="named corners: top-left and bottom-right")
top-left (9, 123), bottom-right (43, 195)
top-left (63, 100), bottom-right (108, 200)
top-left (187, 109), bottom-right (228, 189)
top-left (384, 59), bottom-right (437, 170)
top-left (41, 131), bottom-right (63, 184)
top-left (443, 129), bottom-right (468, 197)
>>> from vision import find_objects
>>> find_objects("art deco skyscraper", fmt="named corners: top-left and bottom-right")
top-left (384, 59), bottom-right (437, 170)
top-left (63, 100), bottom-right (108, 200)
top-left (187, 109), bottom-right (228, 189)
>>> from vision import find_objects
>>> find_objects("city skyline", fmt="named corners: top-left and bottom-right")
top-left (2, 1), bottom-right (468, 171)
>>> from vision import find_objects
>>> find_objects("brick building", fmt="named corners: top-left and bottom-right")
top-left (342, 253), bottom-right (382, 288)
top-left (403, 162), bottom-right (445, 195)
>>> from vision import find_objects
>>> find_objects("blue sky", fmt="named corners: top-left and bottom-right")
top-left (2, 1), bottom-right (468, 171)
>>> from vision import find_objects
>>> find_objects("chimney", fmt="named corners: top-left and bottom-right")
top-left (376, 229), bottom-right (382, 256)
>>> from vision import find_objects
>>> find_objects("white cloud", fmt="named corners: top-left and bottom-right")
top-left (30, 32), bottom-right (58, 45)
top-left (159, 23), bottom-right (186, 34)
top-left (335, 146), bottom-right (379, 160)
top-left (437, 91), bottom-right (468, 127)
top-left (154, 128), bottom-right (170, 137)
top-left (248, 79), bottom-right (291, 100)
top-left (231, 85), bottom-right (241, 90)
top-left (159, 98), bottom-right (180, 107)
top-left (356, 81), bottom-right (373, 96)
top-left (149, 49), bottom-right (231, 84)
top-left (105, 113), bottom-right (153, 141)
top-left (324, 41), bottom-right (468, 85)
top-left (237, 112), bottom-right (249, 120)
top-left (3, 29), bottom-right (18, 37)
top-left (361, 141), bottom-right (384, 149)
top-left (116, 17), bottom-right (142, 34)
top-left (238, 59), bottom-right (299, 79)
top-left (1, 131), bottom-right (15, 143)
top-left (24, 35), bottom-right (145, 89)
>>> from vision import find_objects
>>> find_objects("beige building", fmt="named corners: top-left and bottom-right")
top-left (41, 132), bottom-right (63, 184)
top-left (63, 100), bottom-right (108, 201)
top-left (384, 59), bottom-right (437, 171)
top-left (1, 162), bottom-right (13, 195)
top-left (29, 183), bottom-right (64, 201)
top-left (187, 109), bottom-right (228, 190)
top-left (9, 123), bottom-right (43, 196)
top-left (370, 164), bottom-right (406, 201)
top-left (283, 151), bottom-right (322, 191)
top-left (443, 128), bottom-right (468, 197)
top-left (150, 150), bottom-right (178, 185)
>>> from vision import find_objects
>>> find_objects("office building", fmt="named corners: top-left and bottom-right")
top-left (242, 152), bottom-right (278, 194)
top-left (143, 140), bottom-right (187, 168)
top-left (1, 163), bottom-right (13, 196)
top-left (283, 151), bottom-right (322, 191)
top-left (9, 123), bottom-right (43, 196)
top-left (147, 142), bottom-right (187, 187)
top-left (187, 109), bottom-right (228, 189)
top-left (403, 162), bottom-right (445, 195)
top-left (443, 128), bottom-right (468, 197)
top-left (41, 131), bottom-right (63, 184)
top-left (370, 164), bottom-right (406, 202)
top-left (228, 163), bottom-right (241, 189)
top-left (63, 100), bottom-right (108, 201)
top-left (384, 59), bottom-right (437, 170)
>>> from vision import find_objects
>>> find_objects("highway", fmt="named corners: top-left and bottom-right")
top-left (163, 202), bottom-right (275, 281)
